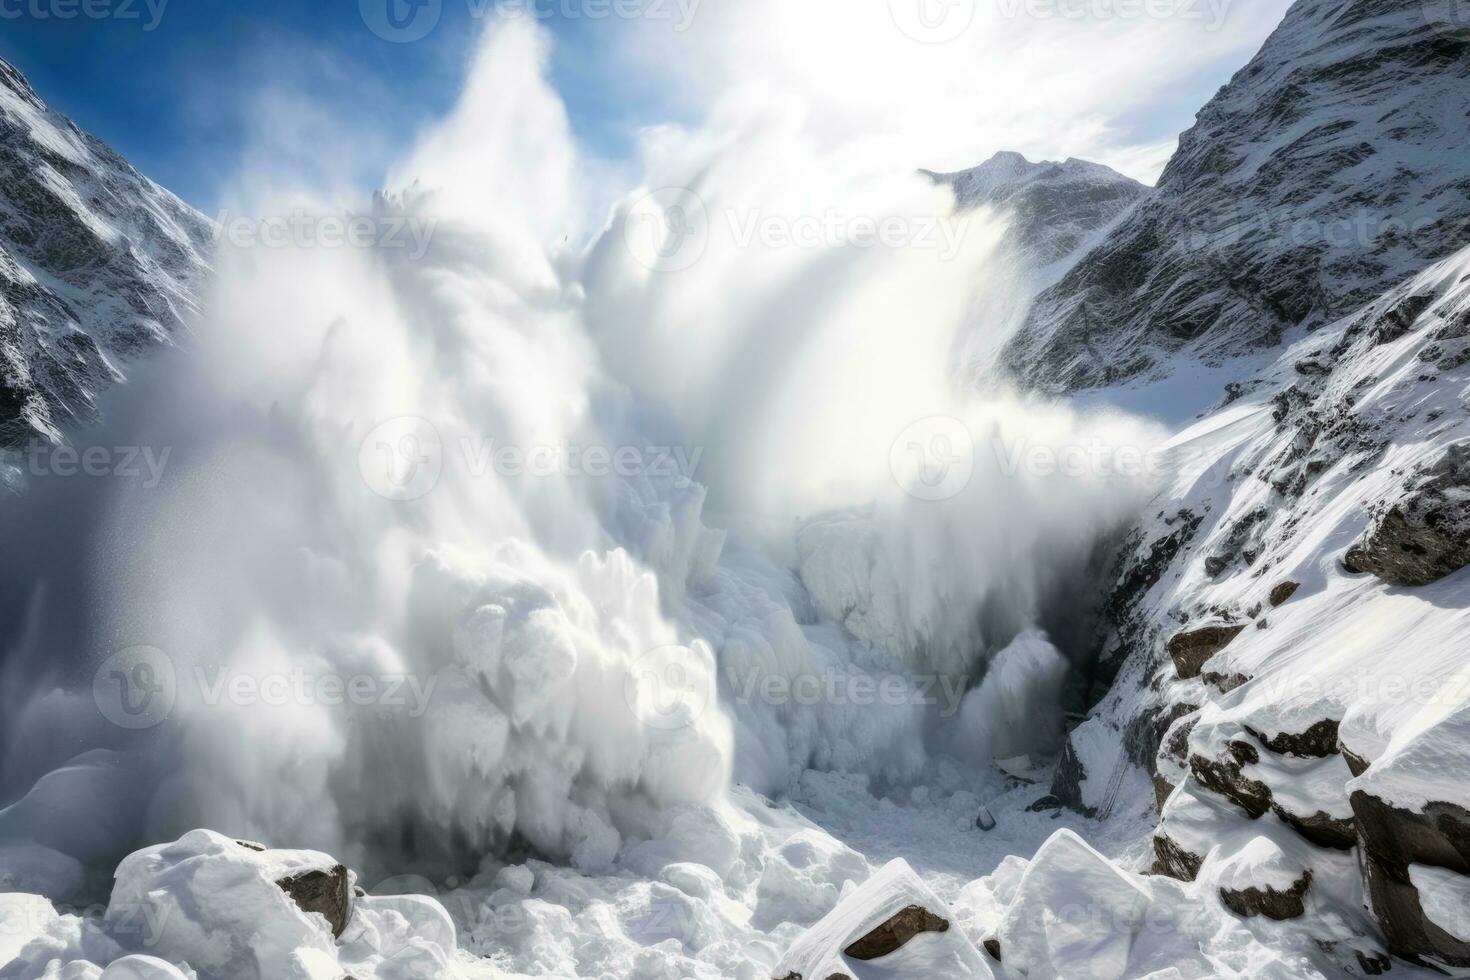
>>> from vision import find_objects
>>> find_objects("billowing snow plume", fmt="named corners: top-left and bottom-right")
top-left (0, 20), bottom-right (1164, 892)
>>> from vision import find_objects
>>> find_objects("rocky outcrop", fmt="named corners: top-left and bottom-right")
top-left (1343, 443), bottom-right (1470, 586)
top-left (1344, 788), bottom-right (1470, 966)
top-left (1245, 719), bottom-right (1340, 759)
top-left (1152, 832), bottom-right (1203, 881)
top-left (842, 905), bottom-right (950, 960)
top-left (1219, 869), bottom-right (1312, 920)
top-left (1167, 624), bottom-right (1247, 680)
top-left (1361, 852), bottom-right (1470, 968)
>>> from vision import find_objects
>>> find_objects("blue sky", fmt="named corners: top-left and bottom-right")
top-left (0, 0), bottom-right (1285, 212)
top-left (0, 0), bottom-right (664, 209)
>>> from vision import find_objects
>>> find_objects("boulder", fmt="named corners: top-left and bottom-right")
top-left (1218, 870), bottom-right (1311, 920)
top-left (842, 905), bottom-right (950, 960)
top-left (1267, 580), bottom-right (1301, 607)
top-left (772, 858), bottom-right (992, 979)
top-left (276, 863), bottom-right (352, 938)
top-left (1343, 443), bottom-right (1470, 586)
top-left (1166, 624), bottom-right (1246, 679)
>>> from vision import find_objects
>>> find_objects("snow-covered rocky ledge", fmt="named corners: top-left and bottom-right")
top-left (0, 830), bottom-right (467, 980)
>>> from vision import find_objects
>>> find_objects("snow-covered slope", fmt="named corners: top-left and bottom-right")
top-left (0, 56), bottom-right (212, 448)
top-left (1001, 0), bottom-right (1470, 393)
top-left (1080, 246), bottom-right (1470, 969)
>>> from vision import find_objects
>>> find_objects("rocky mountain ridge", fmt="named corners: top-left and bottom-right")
top-left (999, 0), bottom-right (1470, 395)
top-left (0, 55), bottom-right (212, 454)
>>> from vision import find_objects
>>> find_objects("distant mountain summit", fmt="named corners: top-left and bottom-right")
top-left (0, 56), bottom-right (212, 446)
top-left (925, 150), bottom-right (1146, 273)
top-left (1000, 0), bottom-right (1470, 393)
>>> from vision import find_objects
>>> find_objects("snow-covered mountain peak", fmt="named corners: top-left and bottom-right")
top-left (925, 149), bottom-right (1146, 296)
top-left (1002, 0), bottom-right (1470, 397)
top-left (0, 56), bottom-right (213, 450)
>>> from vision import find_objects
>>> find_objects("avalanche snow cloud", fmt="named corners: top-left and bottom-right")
top-left (0, 22), bottom-right (1165, 893)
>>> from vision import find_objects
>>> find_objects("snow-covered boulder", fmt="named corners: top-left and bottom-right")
top-left (996, 829), bottom-right (1151, 980)
top-left (1208, 834), bottom-right (1313, 921)
top-left (105, 831), bottom-right (345, 979)
top-left (772, 859), bottom-right (992, 980)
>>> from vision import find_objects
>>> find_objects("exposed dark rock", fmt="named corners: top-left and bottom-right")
top-left (1202, 671), bottom-right (1252, 694)
top-left (1371, 293), bottom-right (1434, 345)
top-left (1342, 746), bottom-right (1371, 777)
top-left (1190, 750), bottom-right (1273, 820)
top-left (1153, 773), bottom-right (1176, 815)
top-left (1244, 718), bottom-right (1340, 758)
top-left (843, 905), bottom-right (949, 960)
top-left (983, 938), bottom-right (1002, 961)
top-left (1343, 443), bottom-right (1470, 586)
top-left (1026, 795), bottom-right (1063, 813)
top-left (1350, 792), bottom-right (1470, 876)
top-left (1354, 949), bottom-right (1392, 975)
top-left (1045, 738), bottom-right (1096, 817)
top-left (1268, 580), bottom-right (1301, 606)
top-left (1152, 832), bottom-right (1203, 881)
top-left (1277, 806), bottom-right (1356, 851)
top-left (1167, 623), bottom-right (1247, 679)
top-left (276, 864), bottom-right (352, 938)
top-left (1362, 851), bottom-right (1470, 968)
top-left (1219, 869), bottom-right (1312, 920)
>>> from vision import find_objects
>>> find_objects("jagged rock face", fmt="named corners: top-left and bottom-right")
top-left (927, 152), bottom-right (1145, 272)
top-left (0, 57), bottom-right (212, 446)
top-left (1344, 442), bottom-right (1470, 585)
top-left (1001, 0), bottom-right (1470, 392)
